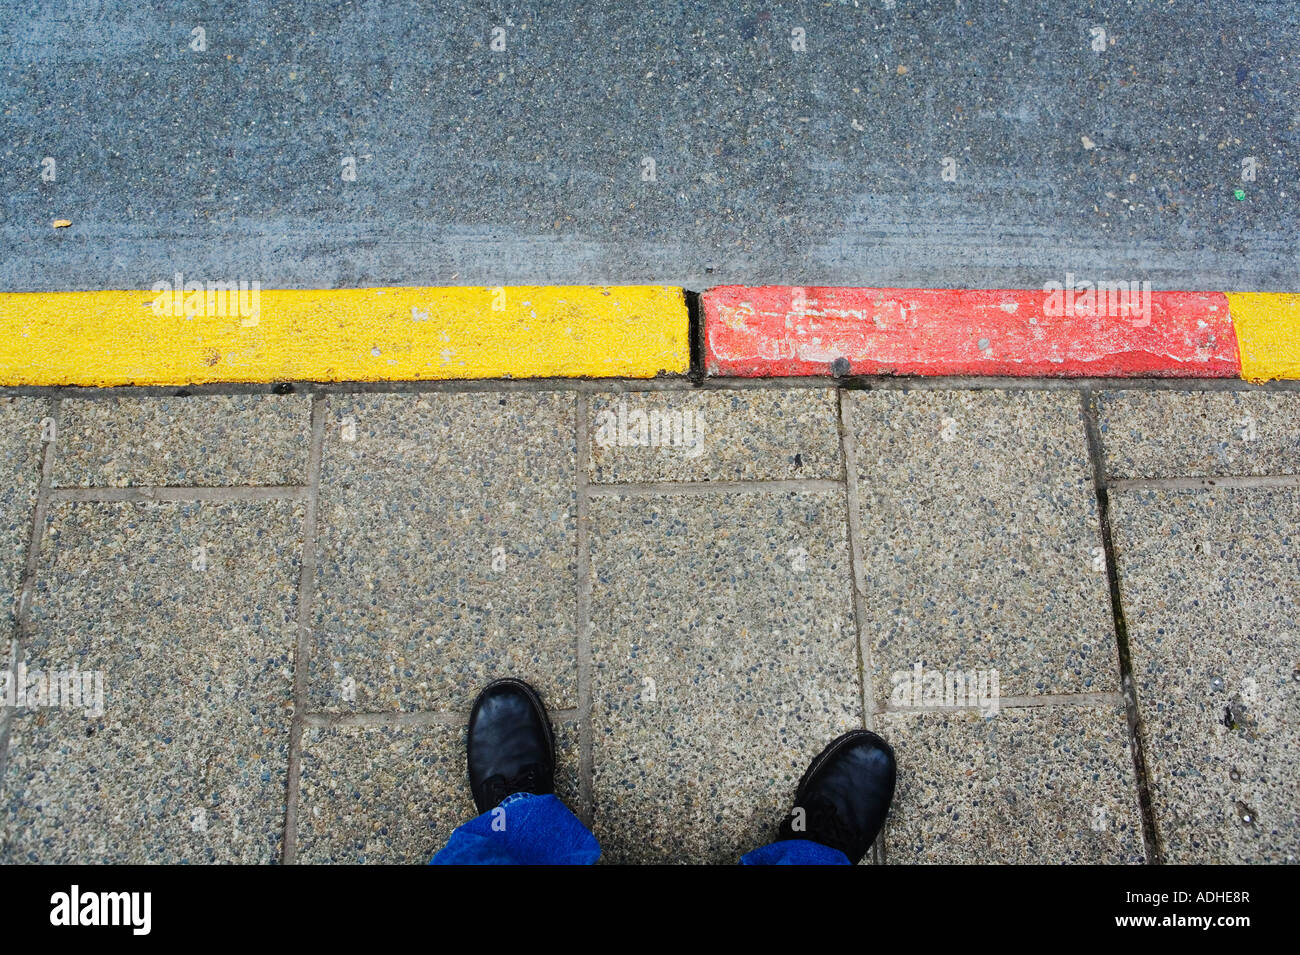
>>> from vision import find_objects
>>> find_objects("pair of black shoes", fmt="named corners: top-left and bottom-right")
top-left (467, 678), bottom-right (896, 864)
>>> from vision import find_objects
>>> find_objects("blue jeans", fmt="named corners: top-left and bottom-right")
top-left (429, 792), bottom-right (850, 865)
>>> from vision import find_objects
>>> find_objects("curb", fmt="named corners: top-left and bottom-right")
top-left (1226, 293), bottom-right (1300, 382)
top-left (0, 285), bottom-right (689, 387)
top-left (0, 285), bottom-right (1295, 386)
top-left (704, 287), bottom-right (1299, 383)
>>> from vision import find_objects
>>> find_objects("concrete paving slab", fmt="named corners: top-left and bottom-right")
top-left (587, 388), bottom-right (841, 483)
top-left (877, 705), bottom-right (1145, 863)
top-left (588, 489), bottom-right (859, 863)
top-left (0, 500), bottom-right (302, 863)
top-left (849, 390), bottom-right (1117, 708)
top-left (296, 718), bottom-right (579, 864)
top-left (1111, 486), bottom-right (1300, 863)
top-left (53, 395), bottom-right (311, 487)
top-left (310, 392), bottom-right (577, 713)
top-left (0, 397), bottom-right (49, 636)
top-left (2, 380), bottom-right (1294, 867)
top-left (1098, 390), bottom-right (1300, 480)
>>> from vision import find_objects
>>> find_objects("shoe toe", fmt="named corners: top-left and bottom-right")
top-left (789, 730), bottom-right (896, 862)
top-left (467, 679), bottom-right (556, 811)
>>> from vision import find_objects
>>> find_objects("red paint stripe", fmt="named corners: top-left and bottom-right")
top-left (703, 287), bottom-right (1241, 378)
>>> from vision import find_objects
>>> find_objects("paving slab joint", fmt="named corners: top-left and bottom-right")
top-left (1080, 389), bottom-right (1165, 865)
top-left (575, 393), bottom-right (595, 828)
top-left (0, 399), bottom-right (59, 787)
top-left (282, 394), bottom-right (327, 865)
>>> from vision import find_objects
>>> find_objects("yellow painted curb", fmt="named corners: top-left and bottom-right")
top-left (1228, 293), bottom-right (1300, 382)
top-left (0, 285), bottom-right (689, 386)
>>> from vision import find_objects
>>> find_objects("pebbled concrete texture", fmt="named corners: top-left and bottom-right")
top-left (0, 398), bottom-right (49, 637)
top-left (0, 381), bottom-right (1296, 863)
top-left (296, 719), bottom-right (580, 864)
top-left (309, 392), bottom-right (577, 713)
top-left (52, 395), bottom-right (311, 487)
top-left (0, 500), bottom-right (301, 863)
top-left (877, 706), bottom-right (1145, 864)
top-left (1111, 486), bottom-right (1300, 863)
top-left (3, 1), bottom-right (1297, 293)
top-left (1098, 390), bottom-right (1300, 480)
top-left (587, 489), bottom-right (860, 863)
top-left (587, 387), bottom-right (841, 484)
top-left (850, 389), bottom-right (1117, 707)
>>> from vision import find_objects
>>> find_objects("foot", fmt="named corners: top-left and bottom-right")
top-left (778, 730), bottom-right (896, 864)
top-left (467, 678), bottom-right (557, 814)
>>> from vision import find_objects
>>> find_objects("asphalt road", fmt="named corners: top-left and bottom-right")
top-left (2, 0), bottom-right (1297, 292)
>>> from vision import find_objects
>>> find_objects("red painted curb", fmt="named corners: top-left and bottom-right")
top-left (703, 287), bottom-right (1241, 378)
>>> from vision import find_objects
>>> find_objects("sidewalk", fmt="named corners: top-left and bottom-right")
top-left (0, 380), bottom-right (1296, 863)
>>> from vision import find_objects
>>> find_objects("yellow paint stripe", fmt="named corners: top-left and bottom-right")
top-left (1227, 293), bottom-right (1300, 382)
top-left (0, 286), bottom-right (689, 386)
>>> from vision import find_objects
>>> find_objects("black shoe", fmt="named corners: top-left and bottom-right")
top-left (467, 678), bottom-right (557, 814)
top-left (778, 730), bottom-right (897, 864)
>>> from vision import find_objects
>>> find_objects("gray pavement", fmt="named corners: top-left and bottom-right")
top-left (1, 379), bottom-right (1296, 863)
top-left (3, 1), bottom-right (1298, 292)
